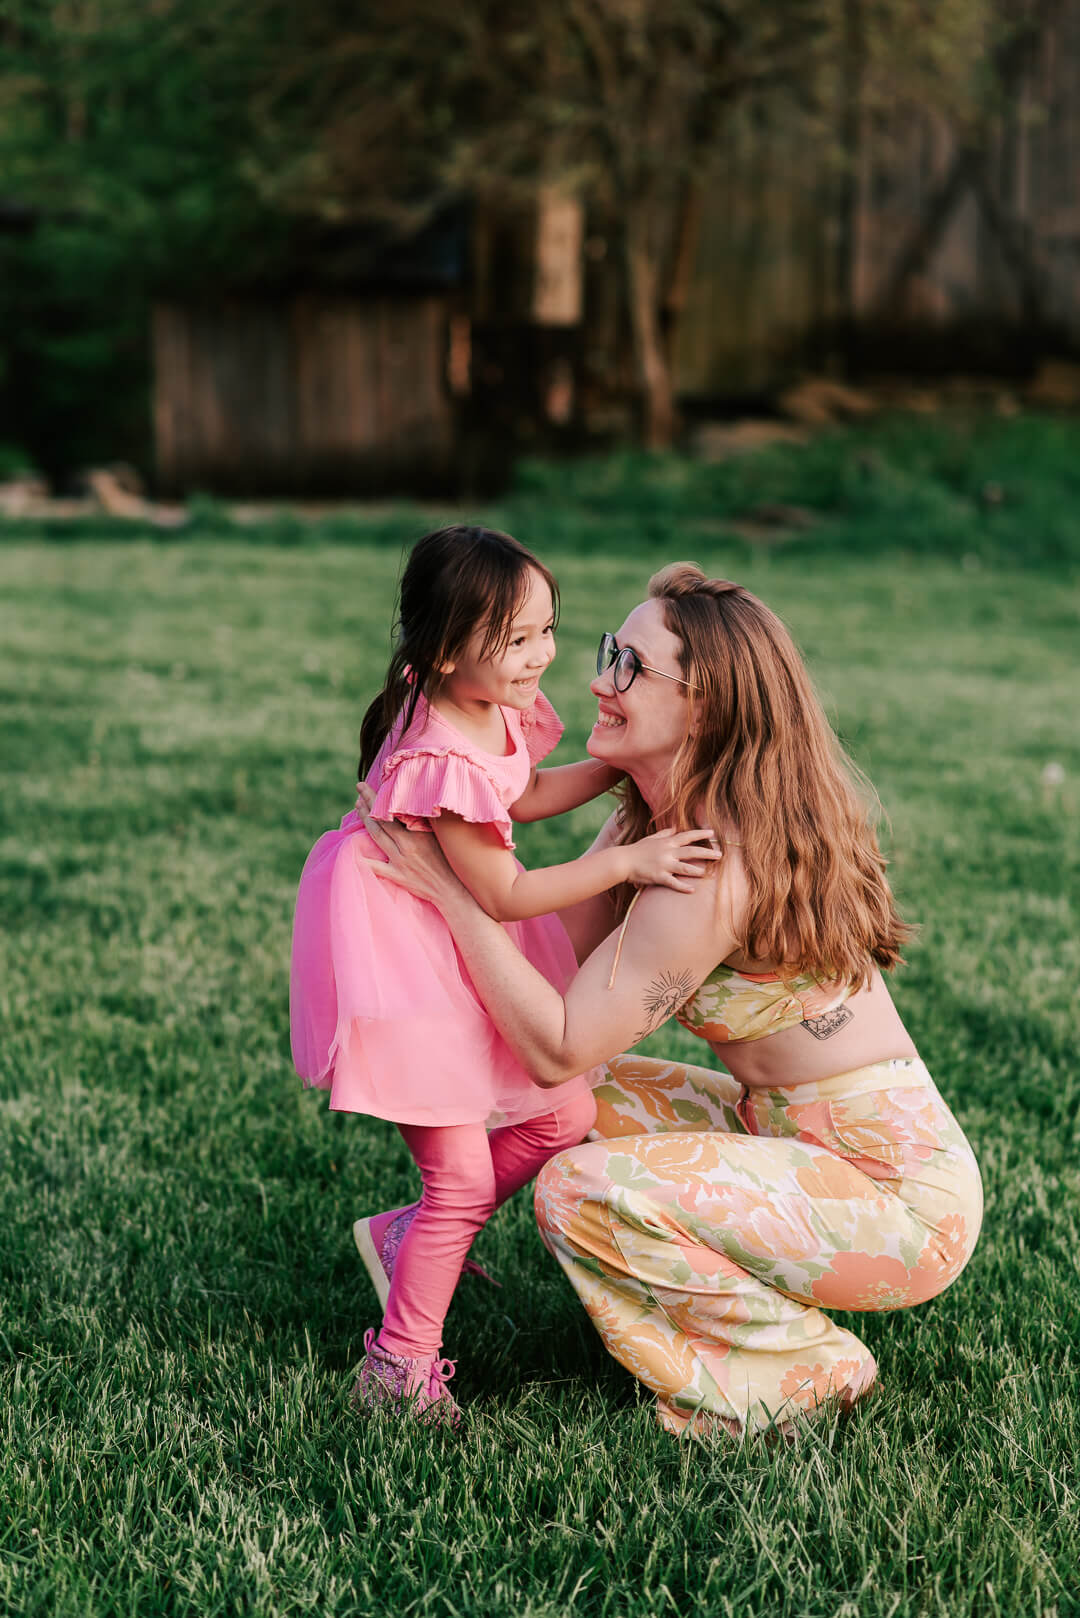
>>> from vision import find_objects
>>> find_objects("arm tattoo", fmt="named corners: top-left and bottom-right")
top-left (634, 970), bottom-right (696, 1044)
top-left (801, 1005), bottom-right (854, 1040)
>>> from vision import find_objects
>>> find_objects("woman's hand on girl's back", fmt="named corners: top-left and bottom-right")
top-left (354, 783), bottom-right (467, 909)
top-left (620, 828), bottom-right (723, 894)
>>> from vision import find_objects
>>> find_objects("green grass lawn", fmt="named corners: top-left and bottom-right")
top-left (2, 421), bottom-right (1079, 1616)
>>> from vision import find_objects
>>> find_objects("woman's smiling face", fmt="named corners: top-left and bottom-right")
top-left (586, 598), bottom-right (696, 790)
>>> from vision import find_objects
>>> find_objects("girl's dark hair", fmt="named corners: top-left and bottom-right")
top-left (358, 525), bottom-right (559, 779)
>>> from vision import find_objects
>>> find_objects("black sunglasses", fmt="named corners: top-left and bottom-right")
top-left (596, 633), bottom-right (698, 693)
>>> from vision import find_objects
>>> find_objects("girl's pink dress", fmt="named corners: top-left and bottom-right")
top-left (289, 690), bottom-right (597, 1128)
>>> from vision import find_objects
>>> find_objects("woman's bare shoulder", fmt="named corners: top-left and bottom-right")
top-left (623, 844), bottom-right (747, 956)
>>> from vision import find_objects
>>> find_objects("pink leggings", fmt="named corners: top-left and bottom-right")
top-left (378, 1089), bottom-right (597, 1357)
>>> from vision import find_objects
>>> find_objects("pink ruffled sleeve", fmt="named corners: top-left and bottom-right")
top-left (517, 690), bottom-right (564, 765)
top-left (373, 747), bottom-right (515, 850)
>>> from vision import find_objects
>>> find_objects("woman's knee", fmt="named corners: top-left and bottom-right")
top-left (533, 1138), bottom-right (609, 1237)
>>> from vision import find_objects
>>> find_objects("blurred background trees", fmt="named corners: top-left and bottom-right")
top-left (0, 0), bottom-right (1070, 487)
top-left (0, 0), bottom-right (303, 475)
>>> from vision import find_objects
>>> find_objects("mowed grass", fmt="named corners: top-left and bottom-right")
top-left (2, 431), bottom-right (1079, 1616)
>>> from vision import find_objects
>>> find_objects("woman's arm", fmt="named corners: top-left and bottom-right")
top-left (554, 809), bottom-right (622, 963)
top-left (430, 812), bottom-right (721, 925)
top-left (358, 796), bottom-right (740, 1084)
top-left (510, 758), bottom-right (623, 823)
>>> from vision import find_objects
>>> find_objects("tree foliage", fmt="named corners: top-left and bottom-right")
top-left (0, 0), bottom-right (1026, 471)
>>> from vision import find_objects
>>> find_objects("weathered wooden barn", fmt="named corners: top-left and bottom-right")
top-left (152, 2), bottom-right (1080, 494)
top-left (152, 212), bottom-right (467, 497)
top-left (673, 2), bottom-right (1080, 398)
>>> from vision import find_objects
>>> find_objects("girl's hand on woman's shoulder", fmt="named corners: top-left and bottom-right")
top-left (619, 828), bottom-right (723, 893)
top-left (534, 870), bottom-right (741, 1083)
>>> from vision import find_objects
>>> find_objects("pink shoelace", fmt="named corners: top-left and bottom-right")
top-left (355, 1328), bottom-right (462, 1426)
top-left (425, 1355), bottom-right (458, 1402)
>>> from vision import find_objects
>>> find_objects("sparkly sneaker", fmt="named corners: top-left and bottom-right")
top-left (351, 1328), bottom-right (463, 1428)
top-left (352, 1207), bottom-right (500, 1309)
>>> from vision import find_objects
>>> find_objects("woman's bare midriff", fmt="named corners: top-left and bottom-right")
top-left (712, 969), bottom-right (920, 1090)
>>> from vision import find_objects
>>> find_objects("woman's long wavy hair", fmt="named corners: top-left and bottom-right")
top-left (358, 525), bottom-right (559, 781)
top-left (614, 564), bottom-right (910, 985)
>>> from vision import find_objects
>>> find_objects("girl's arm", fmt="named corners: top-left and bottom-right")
top-left (429, 811), bottom-right (721, 925)
top-left (358, 796), bottom-right (741, 1084)
top-left (510, 759), bottom-right (623, 823)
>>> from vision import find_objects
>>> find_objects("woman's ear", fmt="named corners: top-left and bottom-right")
top-left (688, 695), bottom-right (703, 740)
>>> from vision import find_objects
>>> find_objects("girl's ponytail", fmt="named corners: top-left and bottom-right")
top-left (358, 649), bottom-right (423, 781)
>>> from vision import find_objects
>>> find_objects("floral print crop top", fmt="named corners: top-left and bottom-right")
top-left (674, 962), bottom-right (854, 1044)
top-left (605, 881), bottom-right (856, 1045)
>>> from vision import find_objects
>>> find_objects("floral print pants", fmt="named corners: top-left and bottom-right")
top-left (534, 1054), bottom-right (982, 1436)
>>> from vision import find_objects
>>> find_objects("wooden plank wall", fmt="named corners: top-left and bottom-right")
top-left (674, 0), bottom-right (1080, 397)
top-left (674, 113), bottom-right (832, 397)
top-left (153, 294), bottom-right (454, 495)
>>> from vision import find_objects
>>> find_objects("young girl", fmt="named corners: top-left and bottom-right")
top-left (289, 525), bottom-right (717, 1426)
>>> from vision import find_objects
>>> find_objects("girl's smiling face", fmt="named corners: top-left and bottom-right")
top-left (587, 598), bottom-right (696, 790)
top-left (442, 566), bottom-right (557, 711)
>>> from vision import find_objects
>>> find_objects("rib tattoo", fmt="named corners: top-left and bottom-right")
top-left (801, 1005), bottom-right (853, 1040)
top-left (635, 970), bottom-right (696, 1044)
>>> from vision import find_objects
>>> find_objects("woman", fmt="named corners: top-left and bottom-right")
top-left (357, 565), bottom-right (982, 1438)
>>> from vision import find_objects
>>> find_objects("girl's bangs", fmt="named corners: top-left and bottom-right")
top-left (477, 558), bottom-right (560, 657)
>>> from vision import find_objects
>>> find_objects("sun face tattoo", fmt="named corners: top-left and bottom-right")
top-left (801, 1005), bottom-right (854, 1040)
top-left (634, 970), bottom-right (696, 1044)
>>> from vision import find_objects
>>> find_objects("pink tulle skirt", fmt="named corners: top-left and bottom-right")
top-left (289, 810), bottom-right (595, 1127)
